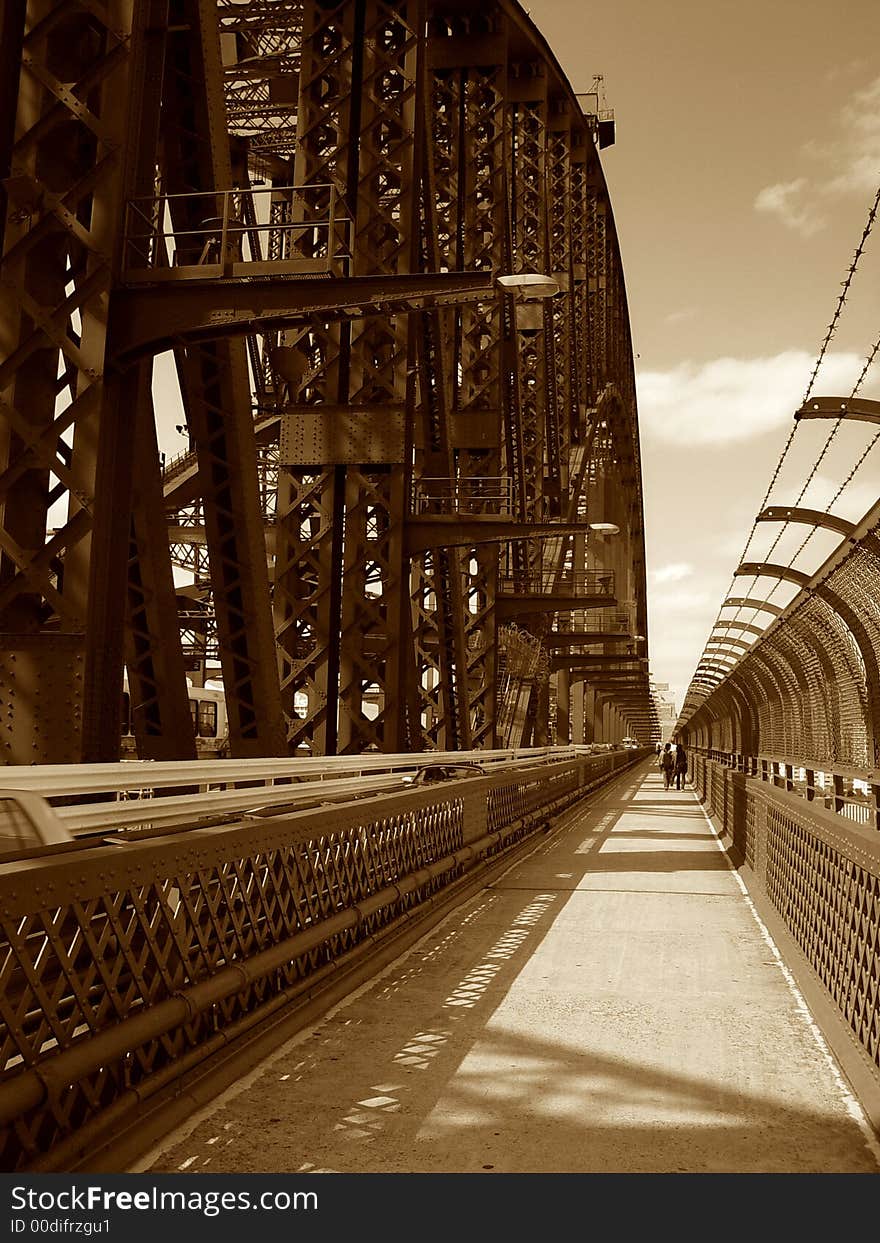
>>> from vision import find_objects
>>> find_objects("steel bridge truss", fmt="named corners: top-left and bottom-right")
top-left (0, 0), bottom-right (653, 763)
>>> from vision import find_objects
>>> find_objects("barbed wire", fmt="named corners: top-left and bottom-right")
top-left (849, 328), bottom-right (880, 398)
top-left (783, 429), bottom-right (880, 572)
top-left (740, 320), bottom-right (880, 610)
top-left (801, 182), bottom-right (880, 405)
top-left (678, 180), bottom-right (880, 723)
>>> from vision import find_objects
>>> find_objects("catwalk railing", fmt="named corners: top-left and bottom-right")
top-left (691, 749), bottom-right (880, 1104)
top-left (122, 183), bottom-right (352, 281)
top-left (0, 747), bottom-right (649, 1171)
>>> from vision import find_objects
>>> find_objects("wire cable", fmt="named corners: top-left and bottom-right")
top-left (678, 181), bottom-right (880, 726)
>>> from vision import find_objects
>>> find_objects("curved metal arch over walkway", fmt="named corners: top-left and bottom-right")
top-left (680, 500), bottom-right (880, 771)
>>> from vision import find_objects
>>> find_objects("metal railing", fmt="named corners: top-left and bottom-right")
top-left (679, 501), bottom-right (880, 778)
top-left (0, 746), bottom-right (583, 800)
top-left (498, 569), bottom-right (615, 596)
top-left (691, 749), bottom-right (880, 1097)
top-left (0, 746), bottom-right (649, 1171)
top-left (413, 477), bottom-right (514, 516)
top-left (0, 748), bottom-right (588, 839)
top-left (122, 183), bottom-right (352, 282)
top-left (560, 609), bottom-right (629, 633)
top-left (700, 746), bottom-right (879, 830)
top-left (161, 445), bottom-right (197, 482)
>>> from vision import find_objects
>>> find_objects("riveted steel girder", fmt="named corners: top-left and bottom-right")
top-left (735, 562), bottom-right (812, 589)
top-left (756, 505), bottom-right (856, 539)
top-left (160, 0), bottom-right (286, 758)
top-left (2, 0), bottom-right (650, 761)
top-left (794, 395), bottom-right (880, 425)
top-left (0, 0), bottom-right (167, 762)
top-left (721, 596), bottom-right (784, 617)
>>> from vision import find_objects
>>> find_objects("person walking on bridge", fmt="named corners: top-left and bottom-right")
top-left (660, 742), bottom-right (675, 790)
top-left (674, 740), bottom-right (688, 790)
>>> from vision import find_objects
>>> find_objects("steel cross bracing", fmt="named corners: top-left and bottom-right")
top-left (0, 0), bottom-right (654, 764)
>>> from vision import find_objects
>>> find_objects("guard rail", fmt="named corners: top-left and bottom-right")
top-left (691, 748), bottom-right (880, 1126)
top-left (0, 746), bottom-right (651, 1171)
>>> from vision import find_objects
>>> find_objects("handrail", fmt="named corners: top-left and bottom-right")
top-left (413, 476), bottom-right (514, 515)
top-left (1, 746), bottom-right (591, 799)
top-left (122, 183), bottom-right (352, 283)
top-left (1, 746), bottom-right (644, 843)
top-left (690, 744), bottom-right (879, 830)
top-left (498, 569), bottom-right (615, 596)
top-left (53, 772), bottom-right (414, 836)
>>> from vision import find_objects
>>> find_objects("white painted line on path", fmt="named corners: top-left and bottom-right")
top-left (693, 785), bottom-right (880, 1169)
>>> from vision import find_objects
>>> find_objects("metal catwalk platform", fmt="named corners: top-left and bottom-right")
top-left (133, 762), bottom-right (880, 1175)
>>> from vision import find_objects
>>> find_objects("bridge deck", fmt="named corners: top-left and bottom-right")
top-left (136, 763), bottom-right (880, 1174)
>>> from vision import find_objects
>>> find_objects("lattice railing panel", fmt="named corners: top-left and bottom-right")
top-left (696, 755), bottom-right (880, 1090)
top-left (0, 793), bottom-right (464, 1168)
top-left (765, 800), bottom-right (880, 1070)
top-left (0, 751), bottom-right (644, 1168)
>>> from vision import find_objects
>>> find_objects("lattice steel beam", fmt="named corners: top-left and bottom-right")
top-left (3, 0), bottom-right (650, 762)
top-left (160, 0), bottom-right (286, 757)
top-left (0, 0), bottom-right (168, 762)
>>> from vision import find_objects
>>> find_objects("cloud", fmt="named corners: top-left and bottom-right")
top-left (754, 178), bottom-right (826, 237)
top-left (651, 562), bottom-right (693, 584)
top-left (636, 350), bottom-right (863, 445)
top-left (753, 76), bottom-right (880, 229)
top-left (664, 308), bottom-right (697, 326)
top-left (823, 59), bottom-right (870, 86)
top-left (647, 572), bottom-right (722, 629)
top-left (829, 75), bottom-right (880, 193)
top-left (780, 75), bottom-right (880, 204)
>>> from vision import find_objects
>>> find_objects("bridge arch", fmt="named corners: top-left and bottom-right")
top-left (0, 0), bottom-right (653, 761)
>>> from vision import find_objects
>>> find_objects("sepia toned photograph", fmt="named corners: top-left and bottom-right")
top-left (0, 0), bottom-right (878, 1212)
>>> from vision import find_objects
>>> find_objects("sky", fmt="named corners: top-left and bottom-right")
top-left (527, 0), bottom-right (880, 714)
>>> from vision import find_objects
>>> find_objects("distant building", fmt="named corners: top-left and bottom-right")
top-left (651, 681), bottom-right (678, 736)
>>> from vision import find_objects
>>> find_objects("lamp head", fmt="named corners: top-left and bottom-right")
top-left (496, 273), bottom-right (560, 299)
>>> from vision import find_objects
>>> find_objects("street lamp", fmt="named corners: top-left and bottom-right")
top-left (496, 273), bottom-right (560, 298)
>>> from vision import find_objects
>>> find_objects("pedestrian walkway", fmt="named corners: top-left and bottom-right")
top-left (136, 763), bottom-right (880, 1174)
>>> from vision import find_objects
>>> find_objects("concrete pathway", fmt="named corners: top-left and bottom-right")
top-left (138, 762), bottom-right (880, 1174)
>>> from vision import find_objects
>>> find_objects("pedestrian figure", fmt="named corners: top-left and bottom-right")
top-left (660, 742), bottom-right (675, 790)
top-left (674, 741), bottom-right (688, 790)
